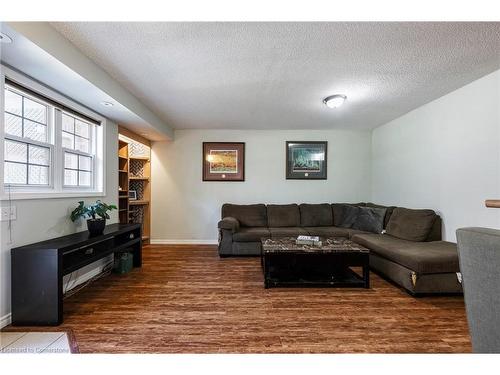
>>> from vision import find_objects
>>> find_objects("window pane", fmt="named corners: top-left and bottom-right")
top-left (64, 152), bottom-right (78, 169)
top-left (29, 145), bottom-right (50, 166)
top-left (4, 113), bottom-right (23, 137)
top-left (62, 113), bottom-right (74, 133)
top-left (79, 155), bottom-right (92, 171)
top-left (28, 165), bottom-right (49, 185)
top-left (4, 140), bottom-right (27, 162)
top-left (62, 131), bottom-right (74, 149)
top-left (64, 169), bottom-right (78, 186)
top-left (24, 120), bottom-right (47, 142)
top-left (23, 97), bottom-right (47, 124)
top-left (4, 162), bottom-right (27, 184)
top-left (4, 89), bottom-right (22, 116)
top-left (79, 171), bottom-right (91, 186)
top-left (75, 136), bottom-right (89, 153)
top-left (75, 120), bottom-right (89, 138)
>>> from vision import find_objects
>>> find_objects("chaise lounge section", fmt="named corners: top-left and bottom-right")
top-left (218, 203), bottom-right (462, 295)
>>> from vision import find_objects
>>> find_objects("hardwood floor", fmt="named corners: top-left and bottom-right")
top-left (4, 245), bottom-right (471, 353)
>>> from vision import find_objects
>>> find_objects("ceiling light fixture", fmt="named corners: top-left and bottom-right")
top-left (0, 32), bottom-right (13, 44)
top-left (323, 94), bottom-right (347, 109)
top-left (100, 101), bottom-right (114, 107)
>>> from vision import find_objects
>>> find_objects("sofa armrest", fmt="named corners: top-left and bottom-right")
top-left (218, 216), bottom-right (240, 233)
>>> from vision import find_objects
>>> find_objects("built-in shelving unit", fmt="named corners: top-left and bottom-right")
top-left (118, 127), bottom-right (151, 244)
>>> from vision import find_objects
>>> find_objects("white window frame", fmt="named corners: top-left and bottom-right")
top-left (0, 65), bottom-right (107, 200)
top-left (60, 110), bottom-right (96, 190)
top-left (3, 85), bottom-right (54, 189)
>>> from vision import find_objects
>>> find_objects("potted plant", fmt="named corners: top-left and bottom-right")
top-left (70, 200), bottom-right (117, 236)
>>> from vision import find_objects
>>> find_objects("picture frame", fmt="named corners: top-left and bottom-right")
top-left (128, 190), bottom-right (137, 200)
top-left (286, 141), bottom-right (328, 180)
top-left (202, 142), bottom-right (245, 181)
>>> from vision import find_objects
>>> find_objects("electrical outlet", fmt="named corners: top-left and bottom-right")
top-left (0, 206), bottom-right (16, 221)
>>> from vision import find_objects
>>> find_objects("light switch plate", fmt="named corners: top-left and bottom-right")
top-left (0, 206), bottom-right (17, 221)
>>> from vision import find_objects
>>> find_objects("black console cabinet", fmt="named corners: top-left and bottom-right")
top-left (11, 223), bottom-right (142, 326)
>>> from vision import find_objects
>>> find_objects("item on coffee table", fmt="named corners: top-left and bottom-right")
top-left (296, 235), bottom-right (322, 246)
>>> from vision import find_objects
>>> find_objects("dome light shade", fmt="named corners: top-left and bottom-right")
top-left (323, 94), bottom-right (347, 108)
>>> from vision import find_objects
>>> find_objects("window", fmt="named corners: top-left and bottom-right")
top-left (1, 70), bottom-right (105, 199)
top-left (4, 86), bottom-right (52, 186)
top-left (61, 113), bottom-right (94, 187)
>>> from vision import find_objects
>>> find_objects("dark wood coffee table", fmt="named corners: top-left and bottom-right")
top-left (261, 237), bottom-right (370, 289)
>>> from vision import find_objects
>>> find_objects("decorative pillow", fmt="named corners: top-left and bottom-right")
top-left (365, 202), bottom-right (396, 228)
top-left (335, 204), bottom-right (361, 228)
top-left (386, 207), bottom-right (437, 242)
top-left (352, 207), bottom-right (387, 233)
top-left (332, 203), bottom-right (365, 226)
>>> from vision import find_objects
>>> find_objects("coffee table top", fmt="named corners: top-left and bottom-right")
top-left (261, 237), bottom-right (369, 254)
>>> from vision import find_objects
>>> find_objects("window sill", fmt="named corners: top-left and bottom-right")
top-left (0, 190), bottom-right (106, 201)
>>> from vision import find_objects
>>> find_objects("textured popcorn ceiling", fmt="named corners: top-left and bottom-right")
top-left (51, 22), bottom-right (500, 130)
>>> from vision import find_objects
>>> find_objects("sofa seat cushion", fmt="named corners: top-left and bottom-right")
top-left (299, 203), bottom-right (333, 227)
top-left (386, 207), bottom-right (437, 242)
top-left (233, 227), bottom-right (270, 242)
top-left (269, 227), bottom-right (308, 238)
top-left (304, 226), bottom-right (351, 238)
top-left (351, 233), bottom-right (459, 274)
top-left (222, 204), bottom-right (268, 227)
top-left (304, 227), bottom-right (370, 239)
top-left (267, 204), bottom-right (301, 227)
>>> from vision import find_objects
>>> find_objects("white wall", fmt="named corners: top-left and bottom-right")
top-left (151, 129), bottom-right (372, 243)
top-left (372, 69), bottom-right (500, 241)
top-left (0, 121), bottom-right (118, 327)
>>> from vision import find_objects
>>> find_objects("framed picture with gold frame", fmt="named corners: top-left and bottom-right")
top-left (202, 142), bottom-right (245, 181)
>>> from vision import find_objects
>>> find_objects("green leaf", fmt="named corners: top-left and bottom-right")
top-left (69, 200), bottom-right (117, 222)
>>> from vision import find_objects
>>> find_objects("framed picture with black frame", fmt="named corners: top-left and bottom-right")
top-left (286, 141), bottom-right (327, 180)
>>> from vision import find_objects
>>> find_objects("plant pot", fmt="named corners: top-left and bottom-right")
top-left (87, 218), bottom-right (106, 236)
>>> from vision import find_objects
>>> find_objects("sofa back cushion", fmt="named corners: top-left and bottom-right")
top-left (299, 203), bottom-right (333, 227)
top-left (267, 204), bottom-right (301, 227)
top-left (386, 207), bottom-right (437, 242)
top-left (352, 206), bottom-right (387, 233)
top-left (365, 202), bottom-right (396, 228)
top-left (426, 215), bottom-right (442, 241)
top-left (221, 204), bottom-right (268, 227)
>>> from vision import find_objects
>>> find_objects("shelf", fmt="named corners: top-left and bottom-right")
top-left (129, 156), bottom-right (150, 161)
top-left (119, 209), bottom-right (128, 212)
top-left (129, 200), bottom-right (149, 206)
top-left (119, 129), bottom-right (151, 237)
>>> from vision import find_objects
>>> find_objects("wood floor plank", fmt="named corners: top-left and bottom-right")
top-left (3, 245), bottom-right (471, 353)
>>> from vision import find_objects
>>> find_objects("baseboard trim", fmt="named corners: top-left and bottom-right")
top-left (150, 239), bottom-right (218, 245)
top-left (0, 313), bottom-right (12, 329)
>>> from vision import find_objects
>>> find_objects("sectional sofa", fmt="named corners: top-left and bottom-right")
top-left (218, 203), bottom-right (462, 295)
